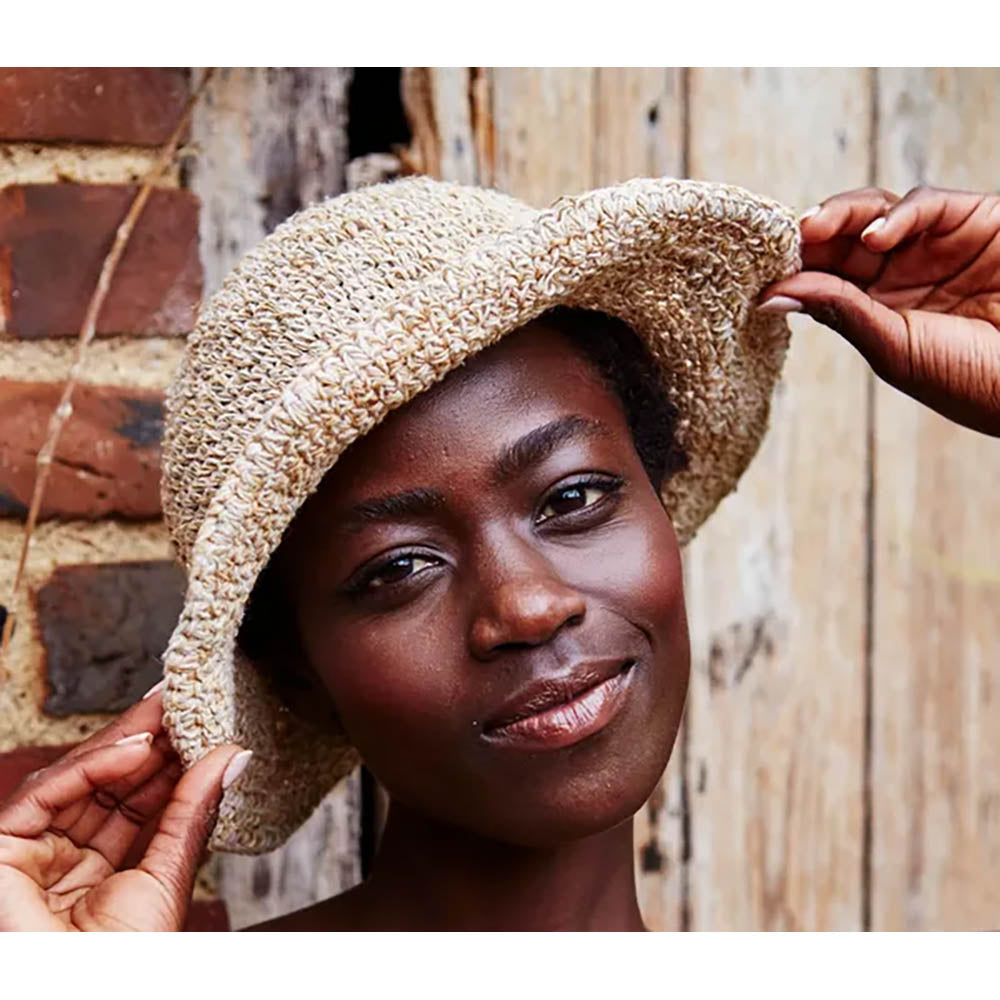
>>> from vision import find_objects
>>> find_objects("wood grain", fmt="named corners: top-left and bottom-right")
top-left (218, 775), bottom-right (363, 930)
top-left (490, 68), bottom-right (597, 207)
top-left (186, 66), bottom-right (362, 928)
top-left (187, 68), bottom-right (350, 295)
top-left (184, 66), bottom-right (1000, 931)
top-left (592, 68), bottom-right (684, 186)
top-left (683, 68), bottom-right (872, 929)
top-left (871, 67), bottom-right (1000, 930)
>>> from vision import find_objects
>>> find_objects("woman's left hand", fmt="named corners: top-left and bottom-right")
top-left (759, 185), bottom-right (1000, 437)
top-left (0, 690), bottom-right (246, 932)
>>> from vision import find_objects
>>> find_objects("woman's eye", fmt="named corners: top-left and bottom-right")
top-left (366, 554), bottom-right (437, 590)
top-left (537, 481), bottom-right (616, 523)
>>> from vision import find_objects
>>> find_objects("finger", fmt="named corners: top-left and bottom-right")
top-left (0, 737), bottom-right (156, 838)
top-left (761, 272), bottom-right (1000, 436)
top-left (799, 234), bottom-right (889, 285)
top-left (799, 187), bottom-right (901, 244)
top-left (137, 746), bottom-right (250, 908)
top-left (758, 271), bottom-right (913, 386)
top-left (41, 845), bottom-right (114, 898)
top-left (53, 733), bottom-right (176, 845)
top-left (0, 829), bottom-right (86, 889)
top-left (12, 685), bottom-right (166, 797)
top-left (119, 803), bottom-right (167, 871)
top-left (88, 757), bottom-right (184, 870)
top-left (58, 681), bottom-right (167, 767)
top-left (860, 186), bottom-right (992, 252)
top-left (0, 864), bottom-right (71, 931)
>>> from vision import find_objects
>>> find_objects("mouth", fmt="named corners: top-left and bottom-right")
top-left (481, 658), bottom-right (637, 752)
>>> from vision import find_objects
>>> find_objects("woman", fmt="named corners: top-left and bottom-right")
top-left (0, 182), bottom-right (996, 931)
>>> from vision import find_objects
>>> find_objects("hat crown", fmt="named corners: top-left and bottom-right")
top-left (163, 177), bottom-right (534, 566)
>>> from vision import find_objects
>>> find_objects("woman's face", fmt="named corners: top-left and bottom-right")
top-left (278, 320), bottom-right (690, 847)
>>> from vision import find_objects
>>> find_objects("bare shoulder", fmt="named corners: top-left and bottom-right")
top-left (242, 883), bottom-right (370, 932)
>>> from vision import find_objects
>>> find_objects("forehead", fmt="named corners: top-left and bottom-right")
top-left (319, 322), bottom-right (628, 501)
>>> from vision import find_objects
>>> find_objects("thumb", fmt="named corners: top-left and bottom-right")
top-left (759, 271), bottom-right (915, 388)
top-left (137, 745), bottom-right (250, 914)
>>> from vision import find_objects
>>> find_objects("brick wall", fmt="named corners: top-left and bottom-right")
top-left (0, 67), bottom-right (213, 928)
top-left (0, 67), bottom-right (366, 930)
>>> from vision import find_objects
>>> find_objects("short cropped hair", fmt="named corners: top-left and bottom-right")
top-left (540, 306), bottom-right (688, 487)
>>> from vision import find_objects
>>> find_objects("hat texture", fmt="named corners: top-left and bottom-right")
top-left (160, 176), bottom-right (800, 853)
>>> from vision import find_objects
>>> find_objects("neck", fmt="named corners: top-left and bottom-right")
top-left (351, 800), bottom-right (646, 931)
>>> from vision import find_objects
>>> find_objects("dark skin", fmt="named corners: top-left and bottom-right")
top-left (0, 185), bottom-right (997, 932)
top-left (761, 186), bottom-right (1000, 437)
top-left (0, 321), bottom-right (688, 933)
top-left (254, 323), bottom-right (690, 931)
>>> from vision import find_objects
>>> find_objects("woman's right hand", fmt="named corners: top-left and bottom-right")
top-left (0, 686), bottom-right (249, 931)
top-left (760, 186), bottom-right (1000, 437)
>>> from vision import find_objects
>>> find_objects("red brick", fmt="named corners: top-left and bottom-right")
top-left (0, 184), bottom-right (202, 339)
top-left (0, 380), bottom-right (163, 520)
top-left (183, 900), bottom-right (231, 932)
top-left (0, 744), bottom-right (76, 800)
top-left (37, 561), bottom-right (185, 716)
top-left (0, 69), bottom-right (189, 146)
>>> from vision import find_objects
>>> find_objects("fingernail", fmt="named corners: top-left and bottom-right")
top-left (142, 678), bottom-right (166, 700)
top-left (115, 731), bottom-right (154, 747)
top-left (799, 204), bottom-right (822, 222)
top-left (758, 296), bottom-right (803, 314)
top-left (861, 217), bottom-right (887, 239)
top-left (222, 749), bottom-right (253, 790)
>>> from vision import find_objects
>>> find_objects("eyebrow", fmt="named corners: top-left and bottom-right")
top-left (342, 486), bottom-right (446, 531)
top-left (338, 415), bottom-right (608, 531)
top-left (490, 415), bottom-right (609, 486)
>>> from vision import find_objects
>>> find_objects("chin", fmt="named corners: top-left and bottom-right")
top-left (471, 665), bottom-right (685, 847)
top-left (461, 741), bottom-right (676, 849)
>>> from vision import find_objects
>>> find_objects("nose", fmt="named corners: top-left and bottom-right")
top-left (468, 562), bottom-right (586, 662)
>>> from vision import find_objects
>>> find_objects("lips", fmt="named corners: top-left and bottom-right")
top-left (481, 658), bottom-right (636, 750)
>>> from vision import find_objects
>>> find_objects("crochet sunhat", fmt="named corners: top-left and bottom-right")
top-left (160, 175), bottom-right (800, 853)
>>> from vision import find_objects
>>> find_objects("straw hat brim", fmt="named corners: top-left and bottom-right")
top-left (161, 177), bottom-right (801, 853)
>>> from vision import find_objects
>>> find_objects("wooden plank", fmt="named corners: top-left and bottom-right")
top-left (872, 68), bottom-right (1000, 930)
top-left (409, 67), bottom-right (684, 200)
top-left (401, 68), bottom-right (483, 186)
top-left (490, 68), bottom-right (597, 207)
top-left (431, 68), bottom-right (479, 185)
top-left (218, 774), bottom-right (363, 929)
top-left (592, 68), bottom-right (684, 186)
top-left (683, 68), bottom-right (872, 929)
top-left (186, 67), bottom-right (362, 928)
top-left (187, 67), bottom-right (350, 295)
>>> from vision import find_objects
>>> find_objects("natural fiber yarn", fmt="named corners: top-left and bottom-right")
top-left (160, 175), bottom-right (800, 854)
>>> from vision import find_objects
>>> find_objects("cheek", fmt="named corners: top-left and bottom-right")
top-left (627, 524), bottom-right (685, 633)
top-left (581, 500), bottom-right (687, 640)
top-left (305, 604), bottom-right (468, 753)
top-left (629, 508), bottom-right (690, 706)
top-left (578, 501), bottom-right (690, 740)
